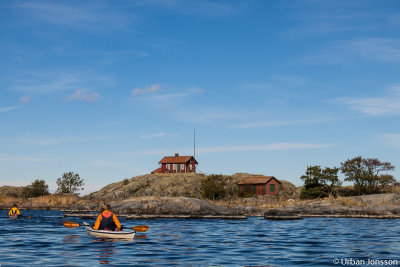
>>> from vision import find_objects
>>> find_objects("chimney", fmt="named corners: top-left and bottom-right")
top-left (175, 153), bottom-right (179, 157)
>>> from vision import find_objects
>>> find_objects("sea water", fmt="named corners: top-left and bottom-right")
top-left (1, 210), bottom-right (400, 266)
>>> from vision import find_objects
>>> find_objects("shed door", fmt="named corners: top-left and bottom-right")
top-left (256, 185), bottom-right (264, 195)
top-left (270, 184), bottom-right (275, 193)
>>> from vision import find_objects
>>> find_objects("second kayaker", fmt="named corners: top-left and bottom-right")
top-left (9, 203), bottom-right (22, 216)
top-left (93, 204), bottom-right (122, 231)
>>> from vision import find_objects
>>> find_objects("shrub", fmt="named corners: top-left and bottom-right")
top-left (200, 174), bottom-right (227, 200)
top-left (300, 186), bottom-right (325, 199)
top-left (300, 165), bottom-right (341, 199)
top-left (23, 179), bottom-right (50, 198)
top-left (56, 172), bottom-right (84, 195)
top-left (340, 156), bottom-right (396, 195)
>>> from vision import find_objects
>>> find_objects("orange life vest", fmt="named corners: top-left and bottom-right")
top-left (99, 211), bottom-right (116, 230)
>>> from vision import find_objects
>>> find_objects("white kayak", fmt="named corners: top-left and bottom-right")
top-left (9, 214), bottom-right (18, 220)
top-left (83, 222), bottom-right (135, 239)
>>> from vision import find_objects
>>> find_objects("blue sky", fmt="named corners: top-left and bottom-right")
top-left (1, 0), bottom-right (400, 195)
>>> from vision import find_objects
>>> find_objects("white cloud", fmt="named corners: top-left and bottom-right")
top-left (140, 132), bottom-right (168, 139)
top-left (137, 0), bottom-right (242, 18)
top-left (197, 143), bottom-right (334, 153)
top-left (346, 38), bottom-right (400, 63)
top-left (66, 89), bottom-right (101, 103)
top-left (16, 2), bottom-right (131, 31)
top-left (335, 85), bottom-right (400, 116)
top-left (13, 135), bottom-right (121, 146)
top-left (0, 97), bottom-right (31, 113)
top-left (131, 85), bottom-right (204, 100)
top-left (12, 71), bottom-right (114, 95)
top-left (231, 118), bottom-right (333, 129)
top-left (178, 1), bottom-right (238, 17)
top-left (16, 136), bottom-right (81, 146)
top-left (12, 74), bottom-right (79, 93)
top-left (137, 142), bottom-right (334, 155)
top-left (154, 88), bottom-right (204, 101)
top-left (174, 107), bottom-right (239, 124)
top-left (0, 155), bottom-right (56, 163)
top-left (20, 96), bottom-right (32, 104)
top-left (304, 38), bottom-right (400, 64)
top-left (131, 84), bottom-right (161, 96)
top-left (90, 160), bottom-right (128, 168)
top-left (380, 133), bottom-right (400, 149)
top-left (0, 106), bottom-right (20, 112)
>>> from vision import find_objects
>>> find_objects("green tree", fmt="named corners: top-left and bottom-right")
top-left (300, 165), bottom-right (341, 199)
top-left (320, 167), bottom-right (342, 196)
top-left (22, 179), bottom-right (50, 198)
top-left (200, 174), bottom-right (227, 200)
top-left (56, 172), bottom-right (84, 195)
top-left (340, 156), bottom-right (396, 194)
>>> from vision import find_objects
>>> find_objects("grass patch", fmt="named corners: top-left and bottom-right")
top-left (336, 196), bottom-right (363, 207)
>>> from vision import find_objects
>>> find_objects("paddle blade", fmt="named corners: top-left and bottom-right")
top-left (63, 221), bottom-right (80, 228)
top-left (132, 225), bottom-right (149, 232)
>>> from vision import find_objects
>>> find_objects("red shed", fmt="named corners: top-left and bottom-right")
top-left (152, 153), bottom-right (198, 174)
top-left (237, 176), bottom-right (281, 196)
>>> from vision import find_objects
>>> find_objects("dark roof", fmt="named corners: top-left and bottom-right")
top-left (151, 167), bottom-right (162, 174)
top-left (159, 155), bottom-right (198, 164)
top-left (237, 176), bottom-right (281, 185)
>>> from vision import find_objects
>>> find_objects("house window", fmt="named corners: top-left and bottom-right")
top-left (181, 164), bottom-right (185, 171)
top-left (166, 164), bottom-right (170, 170)
top-left (189, 164), bottom-right (192, 171)
top-left (173, 164), bottom-right (176, 170)
top-left (270, 184), bottom-right (275, 193)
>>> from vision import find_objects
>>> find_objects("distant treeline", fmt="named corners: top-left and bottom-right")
top-left (300, 156), bottom-right (397, 199)
top-left (3, 172), bottom-right (84, 198)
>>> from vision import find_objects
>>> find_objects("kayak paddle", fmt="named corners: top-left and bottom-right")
top-left (131, 225), bottom-right (149, 232)
top-left (63, 221), bottom-right (149, 232)
top-left (9, 215), bottom-right (31, 219)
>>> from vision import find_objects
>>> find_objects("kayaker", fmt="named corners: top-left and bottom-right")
top-left (93, 204), bottom-right (121, 231)
top-left (9, 203), bottom-right (21, 216)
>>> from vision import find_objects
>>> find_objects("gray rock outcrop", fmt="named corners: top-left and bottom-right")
top-left (109, 197), bottom-right (239, 215)
top-left (264, 193), bottom-right (400, 219)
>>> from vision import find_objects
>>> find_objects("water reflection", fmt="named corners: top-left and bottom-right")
top-left (62, 235), bottom-right (80, 244)
top-left (95, 242), bottom-right (117, 265)
top-left (134, 234), bottom-right (148, 239)
top-left (3, 210), bottom-right (400, 266)
top-left (92, 237), bottom-right (135, 242)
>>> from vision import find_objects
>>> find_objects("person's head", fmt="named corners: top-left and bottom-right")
top-left (13, 203), bottom-right (18, 208)
top-left (103, 204), bottom-right (111, 211)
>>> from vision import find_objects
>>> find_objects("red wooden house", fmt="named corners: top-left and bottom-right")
top-left (152, 153), bottom-right (198, 174)
top-left (237, 176), bottom-right (281, 196)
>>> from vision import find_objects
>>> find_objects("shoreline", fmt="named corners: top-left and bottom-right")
top-left (265, 214), bottom-right (400, 220)
top-left (4, 193), bottom-right (400, 220)
top-left (4, 208), bottom-right (400, 219)
top-left (63, 213), bottom-right (248, 220)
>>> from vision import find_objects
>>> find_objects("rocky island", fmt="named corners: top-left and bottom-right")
top-left (2, 173), bottom-right (400, 220)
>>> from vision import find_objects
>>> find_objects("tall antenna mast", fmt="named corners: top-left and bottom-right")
top-left (193, 129), bottom-right (196, 159)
